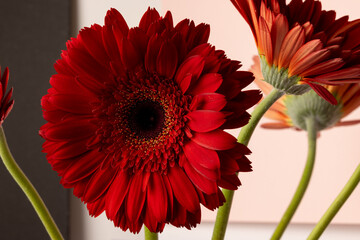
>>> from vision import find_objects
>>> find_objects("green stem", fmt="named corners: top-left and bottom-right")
top-left (270, 117), bottom-right (317, 240)
top-left (237, 88), bottom-right (285, 145)
top-left (307, 163), bottom-right (360, 240)
top-left (212, 88), bottom-right (284, 240)
top-left (144, 226), bottom-right (158, 240)
top-left (0, 126), bottom-right (63, 240)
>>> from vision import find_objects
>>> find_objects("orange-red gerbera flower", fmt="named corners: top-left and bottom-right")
top-left (251, 56), bottom-right (360, 130)
top-left (0, 66), bottom-right (14, 125)
top-left (231, 0), bottom-right (360, 104)
top-left (40, 8), bottom-right (261, 233)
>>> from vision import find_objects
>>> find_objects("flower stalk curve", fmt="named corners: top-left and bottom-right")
top-left (271, 117), bottom-right (317, 240)
top-left (0, 126), bottom-right (63, 240)
top-left (308, 163), bottom-right (360, 240)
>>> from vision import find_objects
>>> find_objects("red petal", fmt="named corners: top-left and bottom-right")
top-left (288, 39), bottom-right (323, 73)
top-left (188, 73), bottom-right (223, 95)
top-left (313, 66), bottom-right (360, 82)
top-left (259, 16), bottom-right (273, 64)
top-left (306, 81), bottom-right (337, 105)
top-left (186, 43), bottom-right (213, 58)
top-left (156, 41), bottom-right (178, 78)
top-left (102, 26), bottom-right (121, 61)
top-left (179, 74), bottom-right (192, 93)
top-left (186, 110), bottom-right (225, 132)
top-left (191, 130), bottom-right (237, 150)
top-left (78, 27), bottom-right (110, 67)
top-left (218, 71), bottom-right (255, 100)
top-left (48, 94), bottom-right (92, 114)
top-left (225, 90), bottom-right (262, 112)
top-left (336, 120), bottom-right (360, 127)
top-left (175, 56), bottom-right (205, 90)
top-left (162, 175), bottom-right (173, 219)
top-left (301, 58), bottom-right (345, 77)
top-left (50, 74), bottom-right (89, 94)
top-left (289, 49), bottom-right (330, 76)
top-left (183, 140), bottom-right (220, 170)
top-left (167, 166), bottom-right (200, 213)
top-left (120, 38), bottom-right (142, 69)
top-left (183, 161), bottom-right (218, 195)
top-left (67, 48), bottom-right (111, 85)
top-left (48, 138), bottom-right (89, 160)
top-left (105, 171), bottom-right (130, 219)
top-left (126, 173), bottom-right (147, 222)
top-left (278, 25), bottom-right (305, 69)
top-left (139, 8), bottom-right (160, 31)
top-left (87, 197), bottom-right (105, 217)
top-left (128, 27), bottom-right (149, 57)
top-left (0, 83), bottom-right (3, 101)
top-left (71, 177), bottom-right (89, 198)
top-left (109, 61), bottom-right (127, 80)
top-left (83, 166), bottom-right (117, 202)
top-left (147, 173), bottom-right (168, 222)
top-left (42, 109), bottom-right (68, 123)
top-left (41, 118), bottom-right (96, 141)
top-left (62, 149), bottom-right (105, 183)
top-left (179, 152), bottom-right (219, 182)
top-left (218, 174), bottom-right (241, 190)
top-left (271, 14), bottom-right (289, 66)
top-left (190, 93), bottom-right (226, 111)
top-left (105, 8), bottom-right (129, 35)
top-left (145, 35), bottom-right (162, 73)
top-left (2, 99), bottom-right (14, 121)
top-left (75, 75), bottom-right (106, 95)
top-left (202, 188), bottom-right (225, 210)
top-left (186, 23), bottom-right (210, 50)
top-left (221, 111), bottom-right (251, 129)
top-left (1, 67), bottom-right (9, 98)
top-left (164, 11), bottom-right (173, 28)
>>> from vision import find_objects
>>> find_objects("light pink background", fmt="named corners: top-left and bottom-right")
top-left (161, 0), bottom-right (360, 224)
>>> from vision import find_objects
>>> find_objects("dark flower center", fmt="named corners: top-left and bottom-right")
top-left (94, 71), bottom-right (191, 173)
top-left (128, 100), bottom-right (165, 139)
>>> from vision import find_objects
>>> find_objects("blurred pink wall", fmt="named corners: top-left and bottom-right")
top-left (161, 0), bottom-right (360, 224)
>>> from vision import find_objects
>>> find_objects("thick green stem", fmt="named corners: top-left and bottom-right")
top-left (237, 88), bottom-right (285, 145)
top-left (0, 126), bottom-right (63, 240)
top-left (271, 117), bottom-right (317, 240)
top-left (212, 88), bottom-right (284, 240)
top-left (144, 226), bottom-right (158, 240)
top-left (308, 163), bottom-right (360, 240)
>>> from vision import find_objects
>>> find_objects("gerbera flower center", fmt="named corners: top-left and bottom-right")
top-left (94, 71), bottom-right (190, 173)
top-left (128, 100), bottom-right (165, 139)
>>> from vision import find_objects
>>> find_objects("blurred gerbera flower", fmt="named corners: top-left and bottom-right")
top-left (40, 8), bottom-right (261, 233)
top-left (231, 0), bottom-right (360, 104)
top-left (251, 56), bottom-right (360, 131)
top-left (0, 66), bottom-right (14, 125)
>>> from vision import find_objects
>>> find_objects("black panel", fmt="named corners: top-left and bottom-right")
top-left (0, 1), bottom-right (70, 239)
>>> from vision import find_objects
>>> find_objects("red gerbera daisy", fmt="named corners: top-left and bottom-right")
top-left (231, 0), bottom-right (360, 104)
top-left (0, 66), bottom-right (14, 125)
top-left (40, 8), bottom-right (261, 233)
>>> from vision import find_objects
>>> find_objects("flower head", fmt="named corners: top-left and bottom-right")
top-left (0, 67), bottom-right (14, 125)
top-left (231, 0), bottom-right (360, 104)
top-left (251, 56), bottom-right (360, 131)
top-left (40, 8), bottom-right (261, 233)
